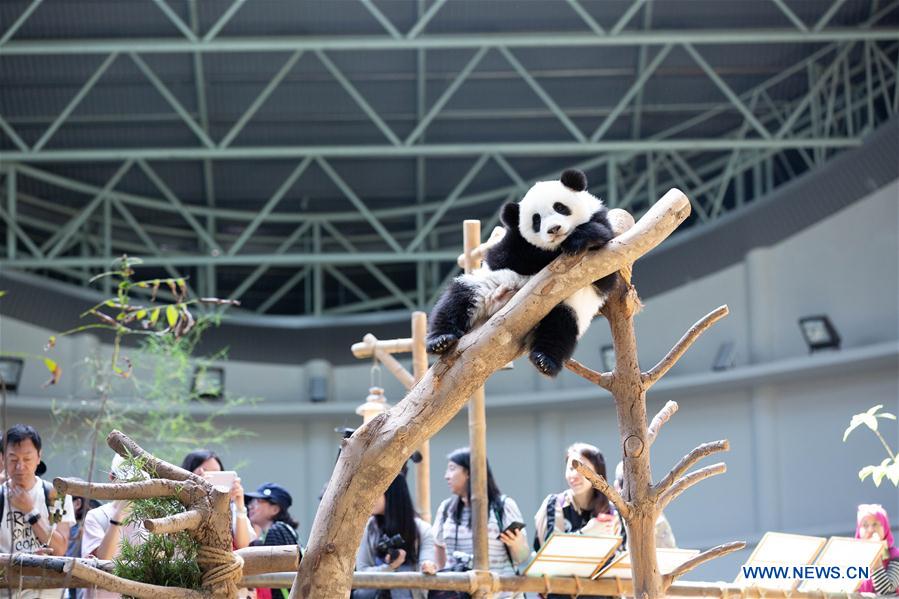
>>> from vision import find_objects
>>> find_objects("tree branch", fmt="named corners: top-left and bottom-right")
top-left (54, 478), bottom-right (203, 505)
top-left (662, 541), bottom-right (746, 588)
top-left (658, 463), bottom-right (727, 512)
top-left (654, 440), bottom-right (729, 497)
top-left (107, 429), bottom-right (202, 484)
top-left (565, 358), bottom-right (612, 390)
top-left (237, 545), bottom-right (300, 577)
top-left (144, 509), bottom-right (204, 534)
top-left (572, 459), bottom-right (630, 519)
top-left (64, 559), bottom-right (207, 599)
top-left (642, 305), bottom-right (729, 388)
top-left (647, 401), bottom-right (679, 447)
top-left (565, 358), bottom-right (612, 391)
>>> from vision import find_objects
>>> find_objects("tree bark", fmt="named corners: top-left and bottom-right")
top-left (291, 190), bottom-right (691, 599)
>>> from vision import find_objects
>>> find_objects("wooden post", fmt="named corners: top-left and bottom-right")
top-left (463, 219), bottom-right (491, 598)
top-left (411, 311), bottom-right (432, 521)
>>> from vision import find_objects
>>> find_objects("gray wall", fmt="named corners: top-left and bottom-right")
top-left (0, 180), bottom-right (896, 582)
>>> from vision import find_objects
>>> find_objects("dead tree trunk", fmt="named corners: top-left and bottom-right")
top-left (291, 189), bottom-right (692, 599)
top-left (565, 213), bottom-right (745, 599)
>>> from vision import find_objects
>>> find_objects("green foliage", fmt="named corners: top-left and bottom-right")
top-left (113, 495), bottom-right (203, 592)
top-left (844, 404), bottom-right (899, 487)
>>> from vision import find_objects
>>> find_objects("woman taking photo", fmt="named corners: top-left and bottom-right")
top-left (431, 447), bottom-right (530, 599)
top-left (354, 474), bottom-right (437, 599)
top-left (533, 443), bottom-right (620, 599)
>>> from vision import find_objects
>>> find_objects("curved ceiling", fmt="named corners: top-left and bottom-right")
top-left (0, 0), bottom-right (897, 319)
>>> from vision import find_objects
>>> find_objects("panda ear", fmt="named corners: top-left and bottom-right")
top-left (500, 202), bottom-right (520, 229)
top-left (561, 169), bottom-right (587, 192)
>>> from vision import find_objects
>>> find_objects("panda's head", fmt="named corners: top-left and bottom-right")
top-left (512, 169), bottom-right (604, 251)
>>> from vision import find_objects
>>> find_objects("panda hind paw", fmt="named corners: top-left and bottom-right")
top-left (529, 350), bottom-right (563, 377)
top-left (426, 333), bottom-right (459, 354)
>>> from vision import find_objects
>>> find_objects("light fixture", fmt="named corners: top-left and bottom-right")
top-left (712, 341), bottom-right (737, 371)
top-left (0, 358), bottom-right (24, 392)
top-left (356, 360), bottom-right (390, 423)
top-left (192, 366), bottom-right (224, 400)
top-left (798, 315), bottom-right (841, 353)
top-left (600, 345), bottom-right (616, 372)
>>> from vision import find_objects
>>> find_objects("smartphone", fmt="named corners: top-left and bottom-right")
top-left (497, 521), bottom-right (526, 539)
top-left (204, 470), bottom-right (237, 493)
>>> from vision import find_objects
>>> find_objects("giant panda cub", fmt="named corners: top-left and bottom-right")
top-left (427, 169), bottom-right (617, 377)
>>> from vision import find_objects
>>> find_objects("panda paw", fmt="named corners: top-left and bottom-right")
top-left (427, 333), bottom-right (460, 354)
top-left (560, 233), bottom-right (593, 255)
top-left (529, 350), bottom-right (563, 377)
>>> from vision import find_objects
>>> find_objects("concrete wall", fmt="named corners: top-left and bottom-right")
top-left (0, 180), bottom-right (896, 582)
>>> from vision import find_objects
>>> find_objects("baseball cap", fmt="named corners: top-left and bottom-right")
top-left (245, 482), bottom-right (292, 511)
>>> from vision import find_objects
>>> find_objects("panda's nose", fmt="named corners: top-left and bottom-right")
top-left (547, 225), bottom-right (561, 235)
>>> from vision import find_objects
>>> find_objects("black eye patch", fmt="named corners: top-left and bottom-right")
top-left (553, 202), bottom-right (571, 216)
top-left (532, 213), bottom-right (541, 233)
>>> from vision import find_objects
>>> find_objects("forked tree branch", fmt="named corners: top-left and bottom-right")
top-left (572, 459), bottom-right (630, 518)
top-left (654, 440), bottom-right (729, 497)
top-left (565, 358), bottom-right (613, 390)
top-left (662, 541), bottom-right (747, 588)
top-left (647, 401), bottom-right (678, 446)
top-left (658, 463), bottom-right (727, 512)
top-left (642, 305), bottom-right (729, 388)
top-left (144, 509), bottom-right (204, 534)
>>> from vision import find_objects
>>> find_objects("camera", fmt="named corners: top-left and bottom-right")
top-left (449, 550), bottom-right (473, 572)
top-left (375, 533), bottom-right (405, 562)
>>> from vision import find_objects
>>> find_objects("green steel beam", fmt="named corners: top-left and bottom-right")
top-left (565, 0), bottom-right (605, 36)
top-left (257, 266), bottom-right (311, 314)
top-left (5, 169), bottom-right (16, 259)
top-left (814, 0), bottom-right (850, 32)
top-left (0, 138), bottom-right (864, 162)
top-left (227, 221), bottom-right (313, 302)
top-left (611, 0), bottom-right (648, 36)
top-left (315, 157), bottom-right (403, 252)
top-left (3, 29), bottom-right (898, 55)
top-left (32, 53), bottom-right (119, 151)
top-left (359, 0), bottom-right (402, 40)
top-left (227, 157), bottom-right (312, 256)
top-left (498, 47), bottom-right (587, 142)
top-left (129, 53), bottom-right (215, 148)
top-left (683, 43), bottom-right (771, 140)
top-left (314, 50), bottom-right (402, 146)
top-left (220, 50), bottom-right (304, 148)
top-left (591, 43), bottom-right (672, 141)
top-left (770, 0), bottom-right (808, 32)
top-left (203, 0), bottom-right (248, 43)
top-left (0, 0), bottom-right (44, 46)
top-left (406, 154), bottom-right (490, 252)
top-left (404, 47), bottom-right (489, 145)
top-left (0, 114), bottom-right (28, 152)
top-left (153, 0), bottom-right (198, 42)
top-left (0, 251), bottom-right (457, 269)
top-left (406, 0), bottom-right (447, 39)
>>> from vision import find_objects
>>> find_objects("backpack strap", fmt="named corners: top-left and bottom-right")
top-left (42, 480), bottom-right (55, 509)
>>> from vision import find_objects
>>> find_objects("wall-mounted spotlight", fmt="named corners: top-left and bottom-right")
top-left (798, 315), bottom-right (841, 353)
top-left (192, 366), bottom-right (224, 400)
top-left (600, 345), bottom-right (616, 372)
top-left (712, 341), bottom-right (737, 371)
top-left (0, 357), bottom-right (24, 392)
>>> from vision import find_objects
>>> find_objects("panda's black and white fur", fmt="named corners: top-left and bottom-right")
top-left (427, 169), bottom-right (617, 377)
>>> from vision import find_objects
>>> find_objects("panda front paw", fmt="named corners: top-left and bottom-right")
top-left (427, 333), bottom-right (460, 354)
top-left (560, 233), bottom-right (592, 255)
top-left (529, 350), bottom-right (563, 377)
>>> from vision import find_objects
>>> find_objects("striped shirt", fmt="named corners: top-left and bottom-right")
top-left (432, 496), bottom-right (526, 599)
top-left (871, 558), bottom-right (899, 595)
